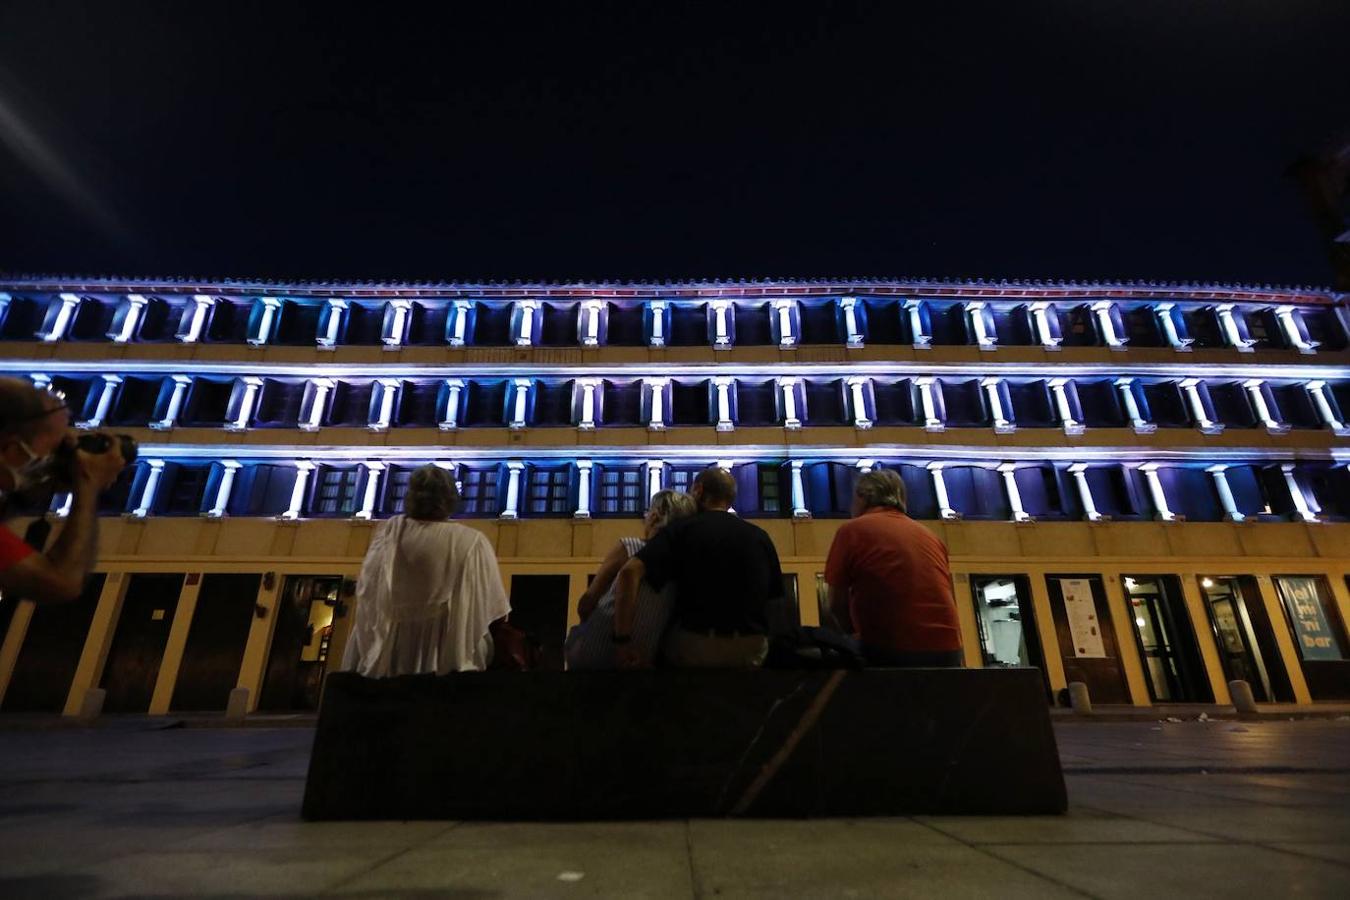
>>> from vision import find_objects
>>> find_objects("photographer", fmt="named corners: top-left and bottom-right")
top-left (0, 377), bottom-right (127, 604)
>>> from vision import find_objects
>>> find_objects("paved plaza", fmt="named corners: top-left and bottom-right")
top-left (1, 716), bottom-right (1348, 898)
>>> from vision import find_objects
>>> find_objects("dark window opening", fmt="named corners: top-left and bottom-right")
top-left (312, 467), bottom-right (361, 517)
top-left (602, 380), bottom-right (642, 426)
top-left (464, 381), bottom-right (507, 427)
top-left (473, 302), bottom-right (512, 345)
top-left (799, 301), bottom-right (839, 344)
top-left (670, 380), bottom-right (711, 425)
top-left (733, 303), bottom-right (772, 345)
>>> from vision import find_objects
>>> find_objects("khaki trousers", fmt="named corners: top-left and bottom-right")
top-left (663, 627), bottom-right (769, 668)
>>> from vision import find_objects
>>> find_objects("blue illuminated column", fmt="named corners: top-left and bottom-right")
top-left (579, 300), bottom-right (604, 347)
top-left (1206, 465), bottom-right (1244, 522)
top-left (0, 293), bottom-right (9, 324)
top-left (1067, 464), bottom-right (1104, 522)
top-left (904, 300), bottom-right (931, 349)
top-left (370, 379), bottom-right (400, 432)
top-left (281, 462), bottom-right (314, 520)
top-left (713, 377), bottom-right (735, 432)
top-left (317, 299), bottom-right (347, 349)
top-left (383, 300), bottom-right (412, 348)
top-left (1137, 464), bottom-right (1178, 522)
top-left (1091, 301), bottom-right (1127, 350)
top-left (448, 301), bottom-right (473, 346)
top-left (509, 379), bottom-right (531, 429)
top-left (439, 379), bottom-right (464, 431)
top-left (915, 377), bottom-right (944, 431)
top-left (790, 460), bottom-right (810, 519)
top-left (1215, 304), bottom-right (1255, 352)
top-left (847, 377), bottom-right (873, 430)
top-left (130, 460), bottom-right (165, 518)
top-left (1243, 380), bottom-right (1289, 434)
top-left (778, 377), bottom-right (801, 429)
top-left (206, 461), bottom-right (242, 518)
top-left (998, 463), bottom-right (1033, 522)
top-left (646, 378), bottom-right (668, 430)
top-left (966, 302), bottom-right (997, 351)
top-left (1179, 378), bottom-right (1222, 434)
top-left (177, 295), bottom-right (215, 343)
top-left (981, 377), bottom-right (1014, 434)
top-left (30, 373), bottom-right (50, 391)
top-left (514, 300), bottom-right (539, 346)
top-left (840, 297), bottom-right (863, 347)
top-left (710, 301), bottom-right (733, 349)
top-left (1275, 307), bottom-right (1318, 354)
top-left (110, 294), bottom-right (149, 343)
top-left (227, 377), bottom-right (263, 432)
top-left (501, 461), bottom-right (525, 520)
top-left (1154, 303), bottom-right (1193, 351)
top-left (649, 301), bottom-right (667, 347)
top-left (300, 379), bottom-right (334, 432)
top-left (646, 460), bottom-right (664, 499)
top-left (355, 462), bottom-right (384, 520)
top-left (1305, 381), bottom-right (1350, 435)
top-left (576, 379), bottom-right (599, 430)
top-left (1048, 378), bottom-right (1085, 436)
top-left (575, 460), bottom-right (593, 519)
top-left (79, 375), bottom-right (122, 429)
top-left (773, 300), bottom-right (798, 348)
top-left (1280, 464), bottom-right (1319, 523)
top-left (42, 294), bottom-right (81, 342)
top-left (927, 463), bottom-right (959, 519)
top-left (1027, 302), bottom-right (1062, 350)
top-left (51, 492), bottom-right (73, 518)
top-left (1114, 378), bottom-right (1156, 434)
top-left (248, 297), bottom-right (282, 346)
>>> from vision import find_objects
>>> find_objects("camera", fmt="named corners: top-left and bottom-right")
top-left (27, 433), bottom-right (139, 495)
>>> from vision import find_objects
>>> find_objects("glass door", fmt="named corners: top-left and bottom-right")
top-left (259, 575), bottom-right (342, 711)
top-left (1198, 575), bottom-right (1293, 703)
top-left (1122, 575), bottom-right (1212, 703)
top-left (970, 575), bottom-right (1051, 701)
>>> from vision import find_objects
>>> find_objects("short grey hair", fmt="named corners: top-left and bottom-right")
top-left (647, 489), bottom-right (696, 533)
top-left (855, 468), bottom-right (907, 513)
top-left (405, 465), bottom-right (461, 520)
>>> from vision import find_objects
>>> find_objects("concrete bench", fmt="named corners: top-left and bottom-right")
top-left (302, 667), bottom-right (1066, 820)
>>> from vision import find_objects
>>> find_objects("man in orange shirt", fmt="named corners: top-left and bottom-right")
top-left (824, 468), bottom-right (964, 667)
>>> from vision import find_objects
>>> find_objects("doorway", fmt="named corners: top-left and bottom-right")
top-left (171, 573), bottom-right (263, 711)
top-left (2, 574), bottom-right (105, 712)
top-left (1121, 575), bottom-right (1212, 703)
top-left (509, 574), bottom-right (569, 671)
top-left (1199, 575), bottom-right (1294, 702)
top-left (1272, 575), bottom-right (1350, 700)
top-left (99, 573), bottom-right (185, 713)
top-left (258, 575), bottom-right (342, 711)
top-left (1045, 574), bottom-right (1131, 704)
top-left (970, 575), bottom-right (1052, 702)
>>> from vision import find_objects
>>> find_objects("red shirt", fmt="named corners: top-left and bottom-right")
top-left (0, 526), bottom-right (35, 573)
top-left (824, 508), bottom-right (962, 653)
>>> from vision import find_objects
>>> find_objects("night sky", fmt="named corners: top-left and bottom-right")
top-left (1, 1), bottom-right (1347, 286)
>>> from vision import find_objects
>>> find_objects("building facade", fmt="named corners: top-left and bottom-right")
top-left (0, 276), bottom-right (1347, 714)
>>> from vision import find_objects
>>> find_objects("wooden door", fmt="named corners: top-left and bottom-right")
top-left (171, 573), bottom-right (262, 711)
top-left (2, 574), bottom-right (105, 712)
top-left (1046, 574), bottom-right (1131, 704)
top-left (99, 573), bottom-right (184, 713)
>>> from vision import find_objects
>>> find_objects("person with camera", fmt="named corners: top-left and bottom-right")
top-left (0, 377), bottom-right (128, 604)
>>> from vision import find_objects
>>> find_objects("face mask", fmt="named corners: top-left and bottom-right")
top-left (3, 440), bottom-right (53, 493)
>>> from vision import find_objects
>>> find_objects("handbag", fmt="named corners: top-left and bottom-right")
top-left (488, 618), bottom-right (540, 671)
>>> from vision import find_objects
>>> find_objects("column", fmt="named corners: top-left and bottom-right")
top-left (370, 379), bottom-right (399, 432)
top-left (248, 297), bottom-right (281, 346)
top-left (1028, 302), bottom-right (1061, 349)
top-left (790, 460), bottom-right (810, 519)
top-left (1091, 300), bottom-right (1126, 349)
top-left (1206, 465), bottom-right (1244, 522)
top-left (1243, 379), bottom-right (1288, 433)
top-left (317, 299), bottom-right (347, 348)
top-left (779, 377), bottom-right (801, 429)
top-left (981, 377), bottom-right (1014, 433)
top-left (574, 460), bottom-right (592, 519)
top-left (580, 300), bottom-right (603, 346)
top-left (206, 461), bottom-right (241, 517)
top-left (354, 462), bottom-right (383, 519)
top-left (1138, 464), bottom-right (1178, 522)
top-left (515, 300), bottom-right (538, 345)
top-left (1067, 464), bottom-right (1105, 521)
top-left (1216, 304), bottom-right (1254, 352)
top-left (1275, 307), bottom-right (1317, 354)
top-left (928, 463), bottom-right (959, 519)
top-left (130, 460), bottom-right (165, 518)
top-left (646, 460), bottom-right (664, 499)
top-left (1281, 464), bottom-right (1319, 522)
top-left (449, 300), bottom-right (472, 346)
top-left (510, 378), bottom-right (531, 429)
top-left (80, 375), bottom-right (122, 428)
top-left (1179, 378), bottom-right (1222, 434)
top-left (577, 379), bottom-right (598, 430)
top-left (647, 378), bottom-right (667, 430)
top-left (150, 376), bottom-right (192, 430)
top-left (383, 300), bottom-right (411, 347)
top-left (30, 373), bottom-right (50, 391)
top-left (281, 461), bottom-right (314, 520)
top-left (500, 461), bottom-right (524, 520)
top-left (904, 299), bottom-right (930, 349)
top-left (1155, 302), bottom-right (1193, 350)
top-left (856, 459), bottom-right (875, 474)
top-left (714, 377), bottom-right (734, 431)
top-left (43, 293), bottom-right (81, 342)
top-left (111, 294), bottom-right (149, 343)
top-left (1115, 377), bottom-right (1156, 434)
top-left (915, 377), bottom-right (943, 431)
top-left (439, 379), bottom-right (464, 430)
top-left (1306, 381), bottom-right (1349, 434)
top-left (227, 377), bottom-right (263, 431)
top-left (301, 378), bottom-right (334, 431)
top-left (179, 294), bottom-right (214, 343)
top-left (846, 377), bottom-right (872, 429)
top-left (710, 300), bottom-right (732, 347)
top-left (52, 492), bottom-right (73, 518)
top-left (773, 299), bottom-right (796, 347)
top-left (1048, 378), bottom-right (1085, 435)
top-left (649, 301), bottom-right (667, 347)
top-left (0, 293), bottom-right (9, 324)
top-left (967, 301), bottom-right (996, 349)
top-left (999, 463), bottom-right (1033, 522)
top-left (840, 296), bottom-right (863, 347)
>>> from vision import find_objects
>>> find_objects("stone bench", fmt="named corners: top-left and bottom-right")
top-left (302, 667), bottom-right (1066, 820)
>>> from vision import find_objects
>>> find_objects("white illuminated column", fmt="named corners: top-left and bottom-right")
top-left (439, 378), bottom-right (464, 431)
top-left (228, 377), bottom-right (263, 431)
top-left (1243, 379), bottom-right (1288, 434)
top-left (967, 302), bottom-right (996, 350)
top-left (710, 300), bottom-right (732, 347)
top-left (501, 461), bottom-right (524, 520)
top-left (999, 463), bottom-right (1033, 523)
top-left (1115, 378), bottom-right (1156, 434)
top-left (1206, 465), bottom-right (1244, 523)
top-left (249, 297), bottom-right (281, 346)
top-left (646, 460), bottom-right (664, 499)
top-left (1028, 302), bottom-right (1061, 350)
top-left (1067, 464), bottom-right (1105, 522)
top-left (1215, 304), bottom-right (1255, 352)
top-left (915, 377), bottom-right (944, 431)
top-left (577, 379), bottom-right (599, 430)
top-left (515, 300), bottom-right (538, 346)
top-left (779, 377), bottom-right (801, 429)
top-left (150, 376), bottom-right (191, 431)
top-left (1305, 381), bottom-right (1350, 435)
top-left (301, 378), bottom-right (334, 432)
top-left (840, 297), bottom-right (863, 347)
top-left (206, 461), bottom-right (242, 518)
top-left (30, 373), bottom-right (50, 391)
top-left (510, 378), bottom-right (531, 429)
top-left (52, 492), bottom-right (73, 518)
top-left (846, 377), bottom-right (873, 430)
top-left (714, 377), bottom-right (734, 432)
top-left (1155, 302), bottom-right (1193, 351)
top-left (354, 462), bottom-right (384, 519)
top-left (281, 461), bottom-right (315, 520)
top-left (317, 299), bottom-right (347, 348)
top-left (43, 293), bottom-right (81, 342)
top-left (856, 459), bottom-right (875, 474)
top-left (1281, 464), bottom-right (1319, 522)
top-left (79, 375), bottom-right (122, 429)
top-left (574, 460), bottom-right (593, 519)
top-left (773, 299), bottom-right (797, 347)
top-left (904, 299), bottom-right (931, 349)
top-left (579, 300), bottom-right (604, 346)
top-left (647, 378), bottom-right (667, 430)
top-left (790, 460), bottom-right (810, 518)
top-left (383, 300), bottom-right (411, 347)
top-left (179, 295), bottom-right (214, 343)
top-left (370, 379), bottom-right (399, 432)
top-left (449, 300), bottom-right (472, 346)
top-left (130, 460), bottom-right (165, 518)
top-left (928, 463), bottom-right (959, 519)
top-left (1138, 464), bottom-right (1178, 522)
top-left (1048, 378), bottom-right (1085, 435)
top-left (1091, 300), bottom-right (1127, 349)
top-left (981, 377), bottom-right (1014, 433)
top-left (1275, 307), bottom-right (1317, 354)
top-left (649, 301), bottom-right (667, 347)
top-left (111, 294), bottom-right (149, 343)
top-left (1179, 378), bottom-right (1223, 434)
top-left (0, 293), bottom-right (9, 323)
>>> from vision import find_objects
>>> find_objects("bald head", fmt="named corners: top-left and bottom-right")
top-left (692, 466), bottom-right (736, 510)
top-left (0, 377), bottom-right (62, 441)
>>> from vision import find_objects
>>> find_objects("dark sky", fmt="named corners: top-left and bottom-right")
top-left (1, 1), bottom-right (1347, 286)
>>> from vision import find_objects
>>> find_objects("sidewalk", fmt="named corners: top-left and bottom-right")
top-left (0, 719), bottom-right (1347, 898)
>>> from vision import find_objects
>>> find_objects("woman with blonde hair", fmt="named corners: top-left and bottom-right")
top-left (565, 489), bottom-right (696, 669)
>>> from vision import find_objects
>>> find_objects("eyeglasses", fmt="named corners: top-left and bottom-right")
top-left (10, 387), bottom-right (68, 425)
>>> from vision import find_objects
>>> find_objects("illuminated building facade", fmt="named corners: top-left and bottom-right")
top-left (0, 276), bottom-right (1347, 714)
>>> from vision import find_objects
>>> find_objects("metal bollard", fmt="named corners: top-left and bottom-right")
top-left (1067, 681), bottom-right (1093, 715)
top-left (1227, 679), bottom-right (1258, 716)
top-left (77, 688), bottom-right (106, 720)
top-left (225, 687), bottom-right (250, 721)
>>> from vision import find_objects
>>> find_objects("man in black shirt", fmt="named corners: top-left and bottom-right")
top-left (612, 466), bottom-right (783, 668)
